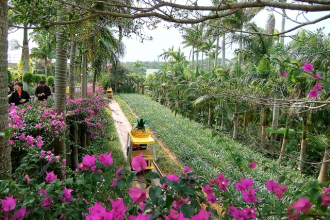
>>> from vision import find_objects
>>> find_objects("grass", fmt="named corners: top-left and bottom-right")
top-left (93, 107), bottom-right (128, 203)
top-left (118, 93), bottom-right (313, 204)
top-left (114, 94), bottom-right (182, 176)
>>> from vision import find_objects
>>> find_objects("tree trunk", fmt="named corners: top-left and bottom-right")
top-left (271, 99), bottom-right (279, 148)
top-left (0, 0), bottom-right (11, 176)
top-left (299, 114), bottom-right (307, 172)
top-left (22, 25), bottom-right (30, 74)
top-left (261, 106), bottom-right (267, 147)
top-left (137, 82), bottom-right (140, 94)
top-left (221, 100), bottom-right (224, 129)
top-left (92, 69), bottom-right (97, 94)
top-left (280, 9), bottom-right (286, 45)
top-left (44, 57), bottom-right (48, 77)
top-left (70, 124), bottom-right (78, 170)
top-left (238, 30), bottom-right (243, 65)
top-left (208, 99), bottom-right (213, 127)
top-left (215, 34), bottom-right (219, 67)
top-left (201, 52), bottom-right (204, 69)
top-left (233, 102), bottom-right (238, 139)
top-left (81, 129), bottom-right (86, 148)
top-left (69, 41), bottom-right (76, 100)
top-left (81, 41), bottom-right (87, 98)
top-left (278, 117), bottom-right (289, 164)
top-left (141, 86), bottom-right (144, 95)
top-left (222, 33), bottom-right (226, 66)
top-left (54, 12), bottom-right (67, 181)
top-left (317, 127), bottom-right (330, 183)
top-left (244, 110), bottom-right (248, 131)
top-left (192, 46), bottom-right (194, 70)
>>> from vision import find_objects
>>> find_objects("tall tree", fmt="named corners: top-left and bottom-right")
top-left (81, 41), bottom-right (87, 98)
top-left (0, 0), bottom-right (11, 175)
top-left (54, 12), bottom-right (68, 181)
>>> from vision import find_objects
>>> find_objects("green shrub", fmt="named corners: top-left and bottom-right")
top-left (41, 75), bottom-right (47, 82)
top-left (47, 76), bottom-right (55, 86)
top-left (33, 74), bottom-right (42, 84)
top-left (22, 72), bottom-right (34, 84)
top-left (7, 69), bottom-right (12, 83)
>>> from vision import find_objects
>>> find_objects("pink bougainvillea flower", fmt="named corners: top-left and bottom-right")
top-left (38, 189), bottom-right (48, 195)
top-left (11, 206), bottom-right (27, 220)
top-left (308, 88), bottom-right (318, 98)
top-left (41, 197), bottom-right (53, 210)
top-left (321, 186), bottom-right (330, 206)
top-left (79, 154), bottom-right (97, 170)
top-left (235, 178), bottom-right (253, 191)
top-left (135, 212), bottom-right (152, 220)
top-left (111, 178), bottom-right (118, 187)
top-left (227, 206), bottom-right (237, 214)
top-left (115, 167), bottom-right (125, 178)
top-left (209, 178), bottom-right (217, 186)
top-left (132, 153), bottom-right (147, 172)
top-left (313, 82), bottom-right (323, 90)
top-left (203, 184), bottom-right (213, 195)
top-left (300, 62), bottom-right (313, 73)
top-left (183, 166), bottom-right (190, 173)
top-left (206, 193), bottom-right (216, 204)
top-left (0, 195), bottom-right (18, 211)
top-left (244, 207), bottom-right (256, 220)
top-left (278, 69), bottom-right (287, 78)
top-left (60, 187), bottom-right (73, 203)
top-left (45, 171), bottom-right (57, 183)
top-left (266, 179), bottom-right (279, 192)
top-left (312, 73), bottom-right (322, 79)
top-left (166, 174), bottom-right (180, 182)
top-left (178, 211), bottom-right (190, 220)
top-left (274, 184), bottom-right (288, 200)
top-left (98, 152), bottom-right (113, 167)
top-left (173, 196), bottom-right (190, 209)
top-left (249, 160), bottom-right (257, 169)
top-left (191, 207), bottom-right (212, 220)
top-left (290, 198), bottom-right (312, 215)
top-left (109, 198), bottom-right (127, 218)
top-left (129, 188), bottom-right (147, 203)
top-left (231, 209), bottom-right (247, 220)
top-left (86, 202), bottom-right (105, 220)
top-left (139, 203), bottom-right (146, 211)
top-left (162, 182), bottom-right (167, 189)
top-left (35, 123), bottom-right (42, 129)
top-left (242, 188), bottom-right (258, 203)
top-left (24, 174), bottom-right (30, 184)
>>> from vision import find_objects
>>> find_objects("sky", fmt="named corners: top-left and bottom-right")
top-left (7, 4), bottom-right (330, 63)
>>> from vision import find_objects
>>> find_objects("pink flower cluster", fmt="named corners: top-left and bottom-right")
top-left (0, 196), bottom-right (28, 219)
top-left (79, 152), bottom-right (113, 172)
top-left (266, 179), bottom-right (288, 200)
top-left (85, 199), bottom-right (127, 220)
top-left (9, 133), bottom-right (44, 148)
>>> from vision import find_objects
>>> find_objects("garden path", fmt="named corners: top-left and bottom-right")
top-left (109, 98), bottom-right (161, 189)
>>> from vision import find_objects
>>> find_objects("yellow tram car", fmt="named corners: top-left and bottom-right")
top-left (107, 88), bottom-right (113, 99)
top-left (126, 119), bottom-right (156, 171)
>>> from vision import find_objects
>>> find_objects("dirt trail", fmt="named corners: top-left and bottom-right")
top-left (109, 99), bottom-right (160, 189)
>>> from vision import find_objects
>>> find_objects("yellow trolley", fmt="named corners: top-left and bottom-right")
top-left (107, 88), bottom-right (113, 99)
top-left (126, 132), bottom-right (156, 171)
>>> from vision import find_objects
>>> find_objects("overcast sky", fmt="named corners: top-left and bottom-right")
top-left (7, 6), bottom-right (330, 63)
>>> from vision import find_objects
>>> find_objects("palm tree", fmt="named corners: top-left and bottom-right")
top-left (133, 60), bottom-right (142, 73)
top-left (0, 0), bottom-right (11, 176)
top-left (203, 39), bottom-right (215, 69)
top-left (54, 12), bottom-right (68, 181)
top-left (223, 7), bottom-right (262, 65)
top-left (30, 31), bottom-right (56, 77)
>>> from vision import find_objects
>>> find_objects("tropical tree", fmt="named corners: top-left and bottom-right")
top-left (0, 0), bottom-right (11, 175)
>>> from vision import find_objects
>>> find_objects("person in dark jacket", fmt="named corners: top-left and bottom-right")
top-left (10, 82), bottom-right (31, 105)
top-left (35, 80), bottom-right (52, 101)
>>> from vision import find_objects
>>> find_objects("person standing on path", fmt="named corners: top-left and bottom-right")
top-left (35, 80), bottom-right (52, 101)
top-left (9, 82), bottom-right (31, 105)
